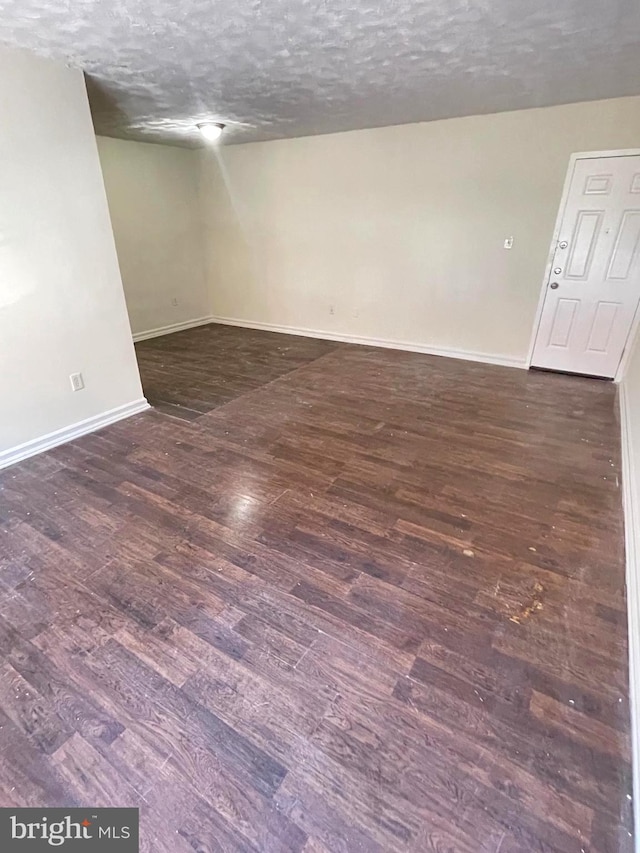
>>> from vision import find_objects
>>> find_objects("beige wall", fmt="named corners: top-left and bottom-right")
top-left (0, 48), bottom-right (144, 461)
top-left (200, 96), bottom-right (640, 365)
top-left (97, 136), bottom-right (208, 336)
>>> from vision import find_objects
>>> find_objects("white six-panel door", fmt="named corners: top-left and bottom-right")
top-left (531, 154), bottom-right (640, 378)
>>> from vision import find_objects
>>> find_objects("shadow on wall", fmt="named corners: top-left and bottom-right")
top-left (85, 74), bottom-right (133, 140)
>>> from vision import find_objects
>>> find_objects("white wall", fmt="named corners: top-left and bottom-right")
top-left (621, 335), bottom-right (640, 852)
top-left (625, 342), bottom-right (640, 501)
top-left (97, 136), bottom-right (208, 337)
top-left (0, 47), bottom-right (145, 463)
top-left (200, 96), bottom-right (640, 365)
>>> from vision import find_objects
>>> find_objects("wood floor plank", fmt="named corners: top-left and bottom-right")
top-left (0, 323), bottom-right (631, 850)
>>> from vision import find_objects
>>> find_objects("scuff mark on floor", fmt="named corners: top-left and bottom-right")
top-left (509, 581), bottom-right (544, 624)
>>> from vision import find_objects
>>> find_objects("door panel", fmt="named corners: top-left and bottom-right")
top-left (584, 174), bottom-right (612, 195)
top-left (586, 302), bottom-right (618, 352)
top-left (607, 211), bottom-right (640, 280)
top-left (548, 299), bottom-right (579, 348)
top-left (532, 155), bottom-right (640, 378)
top-left (566, 211), bottom-right (602, 279)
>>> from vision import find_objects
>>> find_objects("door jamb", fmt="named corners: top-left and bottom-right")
top-left (525, 149), bottom-right (640, 382)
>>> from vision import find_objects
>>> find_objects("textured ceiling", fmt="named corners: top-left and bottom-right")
top-left (0, 0), bottom-right (639, 146)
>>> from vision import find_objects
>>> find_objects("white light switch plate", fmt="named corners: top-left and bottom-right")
top-left (70, 372), bottom-right (84, 392)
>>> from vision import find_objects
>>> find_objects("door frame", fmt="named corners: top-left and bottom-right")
top-left (526, 148), bottom-right (640, 382)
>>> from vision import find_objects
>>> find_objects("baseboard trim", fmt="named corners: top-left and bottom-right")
top-left (0, 398), bottom-right (150, 470)
top-left (133, 316), bottom-right (215, 342)
top-left (619, 381), bottom-right (640, 851)
top-left (208, 315), bottom-right (527, 369)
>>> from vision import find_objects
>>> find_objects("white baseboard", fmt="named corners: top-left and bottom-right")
top-left (132, 312), bottom-right (527, 370)
top-left (0, 398), bottom-right (150, 471)
top-left (208, 315), bottom-right (527, 370)
top-left (619, 382), bottom-right (640, 851)
top-left (133, 316), bottom-right (215, 342)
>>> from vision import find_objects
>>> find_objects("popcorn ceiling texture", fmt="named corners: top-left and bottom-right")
top-left (0, 0), bottom-right (639, 146)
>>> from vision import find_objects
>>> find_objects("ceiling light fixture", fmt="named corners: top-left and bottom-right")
top-left (197, 122), bottom-right (225, 142)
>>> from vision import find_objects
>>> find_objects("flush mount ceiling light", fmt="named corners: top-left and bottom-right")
top-left (197, 122), bottom-right (225, 142)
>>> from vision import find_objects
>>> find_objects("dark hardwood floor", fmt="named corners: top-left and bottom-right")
top-left (0, 323), bottom-right (632, 852)
top-left (135, 324), bottom-right (338, 420)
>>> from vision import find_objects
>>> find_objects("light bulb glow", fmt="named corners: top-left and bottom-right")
top-left (197, 122), bottom-right (224, 142)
